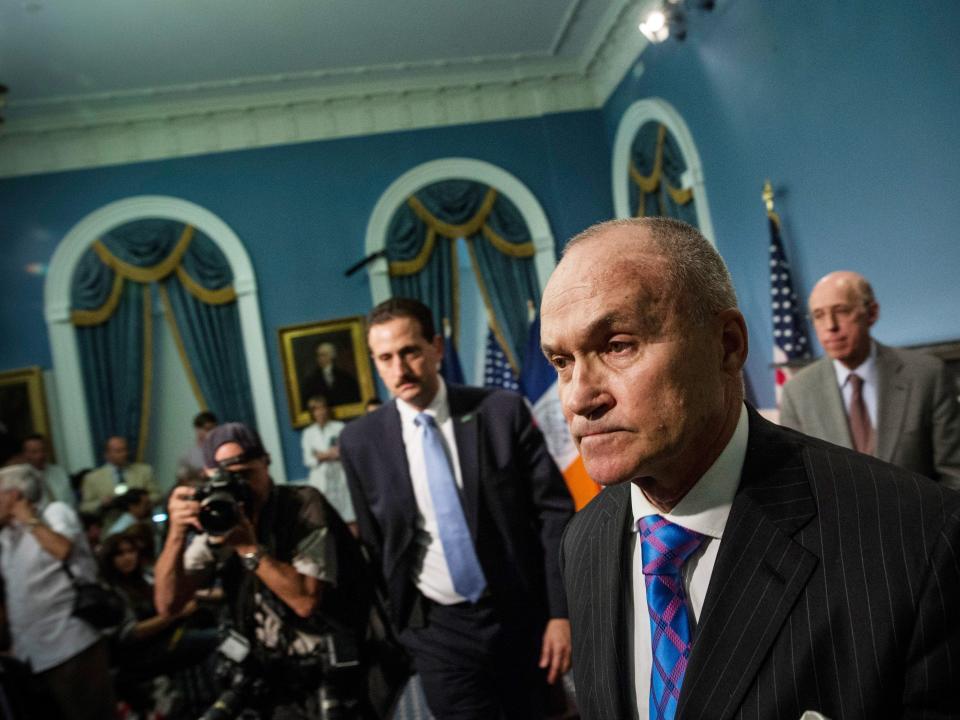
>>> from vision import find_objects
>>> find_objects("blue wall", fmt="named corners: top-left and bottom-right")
top-left (603, 0), bottom-right (960, 407)
top-left (0, 111), bottom-right (612, 478)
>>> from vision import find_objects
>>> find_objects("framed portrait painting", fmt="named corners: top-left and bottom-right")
top-left (279, 316), bottom-right (375, 427)
top-left (0, 366), bottom-right (53, 453)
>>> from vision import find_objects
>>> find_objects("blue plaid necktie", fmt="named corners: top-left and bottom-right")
top-left (638, 515), bottom-right (704, 720)
top-left (415, 413), bottom-right (486, 602)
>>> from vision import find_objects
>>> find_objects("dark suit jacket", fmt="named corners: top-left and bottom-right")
top-left (779, 342), bottom-right (960, 484)
top-left (562, 408), bottom-right (960, 719)
top-left (340, 385), bottom-right (574, 632)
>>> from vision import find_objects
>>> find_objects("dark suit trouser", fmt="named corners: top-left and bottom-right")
top-left (401, 595), bottom-right (545, 720)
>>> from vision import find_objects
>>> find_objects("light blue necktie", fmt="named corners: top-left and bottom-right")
top-left (415, 413), bottom-right (486, 602)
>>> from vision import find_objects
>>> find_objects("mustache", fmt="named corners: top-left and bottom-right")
top-left (394, 374), bottom-right (419, 388)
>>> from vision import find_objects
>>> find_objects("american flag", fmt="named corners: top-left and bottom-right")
top-left (768, 210), bottom-right (811, 403)
top-left (483, 328), bottom-right (519, 391)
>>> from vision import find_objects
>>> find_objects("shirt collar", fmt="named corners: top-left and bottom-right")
top-left (395, 377), bottom-right (450, 427)
top-left (631, 403), bottom-right (749, 540)
top-left (832, 340), bottom-right (877, 388)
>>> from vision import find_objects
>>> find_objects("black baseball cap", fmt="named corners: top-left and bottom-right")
top-left (202, 422), bottom-right (266, 469)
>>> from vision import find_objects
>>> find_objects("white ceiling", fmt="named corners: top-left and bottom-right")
top-left (0, 0), bottom-right (652, 176)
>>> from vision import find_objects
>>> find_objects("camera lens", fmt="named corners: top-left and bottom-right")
top-left (198, 494), bottom-right (240, 536)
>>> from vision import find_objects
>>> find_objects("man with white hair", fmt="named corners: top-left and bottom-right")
top-left (0, 464), bottom-right (115, 719)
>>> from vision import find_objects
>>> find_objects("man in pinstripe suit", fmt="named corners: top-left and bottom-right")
top-left (540, 217), bottom-right (960, 719)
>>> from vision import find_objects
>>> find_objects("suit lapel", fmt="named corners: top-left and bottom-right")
top-left (874, 343), bottom-right (909, 462)
top-left (449, 387), bottom-right (481, 538)
top-left (816, 357), bottom-right (853, 449)
top-left (580, 482), bottom-right (634, 718)
top-left (381, 402), bottom-right (419, 539)
top-left (678, 411), bottom-right (819, 720)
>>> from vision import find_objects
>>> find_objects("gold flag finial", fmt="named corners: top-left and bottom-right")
top-left (762, 179), bottom-right (775, 214)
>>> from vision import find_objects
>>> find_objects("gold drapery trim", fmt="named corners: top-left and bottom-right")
top-left (450, 248), bottom-right (460, 344)
top-left (93, 225), bottom-right (194, 283)
top-left (389, 227), bottom-right (438, 276)
top-left (481, 224), bottom-right (535, 258)
top-left (70, 273), bottom-right (125, 326)
top-left (175, 266), bottom-right (237, 304)
top-left (465, 237), bottom-right (519, 374)
top-left (135, 284), bottom-right (153, 463)
top-left (158, 283), bottom-right (209, 411)
top-left (629, 124), bottom-right (694, 211)
top-left (390, 187), bottom-right (536, 276)
top-left (408, 188), bottom-right (498, 239)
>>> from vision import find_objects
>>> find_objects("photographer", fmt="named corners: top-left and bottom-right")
top-left (154, 422), bottom-right (369, 719)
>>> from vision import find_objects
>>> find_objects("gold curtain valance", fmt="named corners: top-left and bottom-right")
top-left (389, 187), bottom-right (536, 277)
top-left (629, 124), bottom-right (694, 210)
top-left (70, 224), bottom-right (236, 326)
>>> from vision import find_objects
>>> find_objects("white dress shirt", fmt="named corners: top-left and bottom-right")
top-left (395, 378), bottom-right (468, 605)
top-left (631, 403), bottom-right (749, 718)
top-left (832, 341), bottom-right (878, 428)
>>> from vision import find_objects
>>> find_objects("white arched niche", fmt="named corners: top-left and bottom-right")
top-left (364, 158), bottom-right (556, 305)
top-left (44, 195), bottom-right (286, 482)
top-left (612, 98), bottom-right (717, 246)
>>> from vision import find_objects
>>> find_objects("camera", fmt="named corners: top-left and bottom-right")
top-left (194, 468), bottom-right (252, 536)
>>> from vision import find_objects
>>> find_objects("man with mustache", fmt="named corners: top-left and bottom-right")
top-left (339, 297), bottom-right (574, 719)
top-left (541, 217), bottom-right (960, 719)
top-left (779, 270), bottom-right (960, 486)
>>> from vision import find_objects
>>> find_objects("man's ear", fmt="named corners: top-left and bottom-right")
top-left (432, 334), bottom-right (445, 361)
top-left (718, 308), bottom-right (749, 375)
top-left (865, 300), bottom-right (880, 327)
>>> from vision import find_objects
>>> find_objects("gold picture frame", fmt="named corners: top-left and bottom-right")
top-left (279, 315), bottom-right (375, 428)
top-left (0, 366), bottom-right (53, 455)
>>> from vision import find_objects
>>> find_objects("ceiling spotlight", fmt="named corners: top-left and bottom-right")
top-left (639, 0), bottom-right (710, 43)
top-left (639, 10), bottom-right (670, 43)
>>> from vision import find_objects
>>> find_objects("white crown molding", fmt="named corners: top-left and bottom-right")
top-left (0, 0), bottom-right (651, 178)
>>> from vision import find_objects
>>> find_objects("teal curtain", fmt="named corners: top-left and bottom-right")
top-left (385, 184), bottom-right (460, 339)
top-left (468, 193), bottom-right (540, 367)
top-left (161, 231), bottom-right (255, 427)
top-left (384, 180), bottom-right (541, 373)
top-left (629, 122), bottom-right (699, 227)
top-left (72, 250), bottom-right (146, 458)
top-left (70, 218), bottom-right (255, 461)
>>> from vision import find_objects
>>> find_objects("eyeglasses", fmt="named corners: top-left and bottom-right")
top-left (809, 303), bottom-right (866, 326)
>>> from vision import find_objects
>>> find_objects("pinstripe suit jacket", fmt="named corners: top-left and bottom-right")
top-left (561, 408), bottom-right (960, 720)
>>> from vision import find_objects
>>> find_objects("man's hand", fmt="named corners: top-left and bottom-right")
top-left (539, 618), bottom-right (572, 684)
top-left (167, 485), bottom-right (202, 536)
top-left (222, 508), bottom-right (258, 556)
top-left (10, 495), bottom-right (37, 524)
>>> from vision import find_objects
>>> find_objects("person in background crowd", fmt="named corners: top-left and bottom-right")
top-left (80, 435), bottom-right (160, 526)
top-left (100, 532), bottom-right (218, 716)
top-left (780, 269), bottom-right (960, 486)
top-left (0, 463), bottom-right (115, 720)
top-left (543, 217), bottom-right (960, 719)
top-left (176, 411), bottom-right (219, 483)
top-left (301, 394), bottom-right (356, 536)
top-left (340, 297), bottom-right (574, 720)
top-left (21, 433), bottom-right (75, 507)
top-left (106, 487), bottom-right (160, 558)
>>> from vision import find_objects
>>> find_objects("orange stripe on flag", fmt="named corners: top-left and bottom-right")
top-left (563, 455), bottom-right (600, 511)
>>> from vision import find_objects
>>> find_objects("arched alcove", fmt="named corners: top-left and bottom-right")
top-left (44, 196), bottom-right (286, 481)
top-left (612, 98), bottom-right (717, 246)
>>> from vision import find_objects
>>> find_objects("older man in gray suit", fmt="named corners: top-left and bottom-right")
top-left (780, 270), bottom-right (960, 485)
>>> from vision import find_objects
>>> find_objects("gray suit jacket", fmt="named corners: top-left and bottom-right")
top-left (561, 408), bottom-right (960, 719)
top-left (779, 342), bottom-right (960, 483)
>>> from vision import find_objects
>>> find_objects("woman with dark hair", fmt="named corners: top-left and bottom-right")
top-left (99, 532), bottom-right (218, 715)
